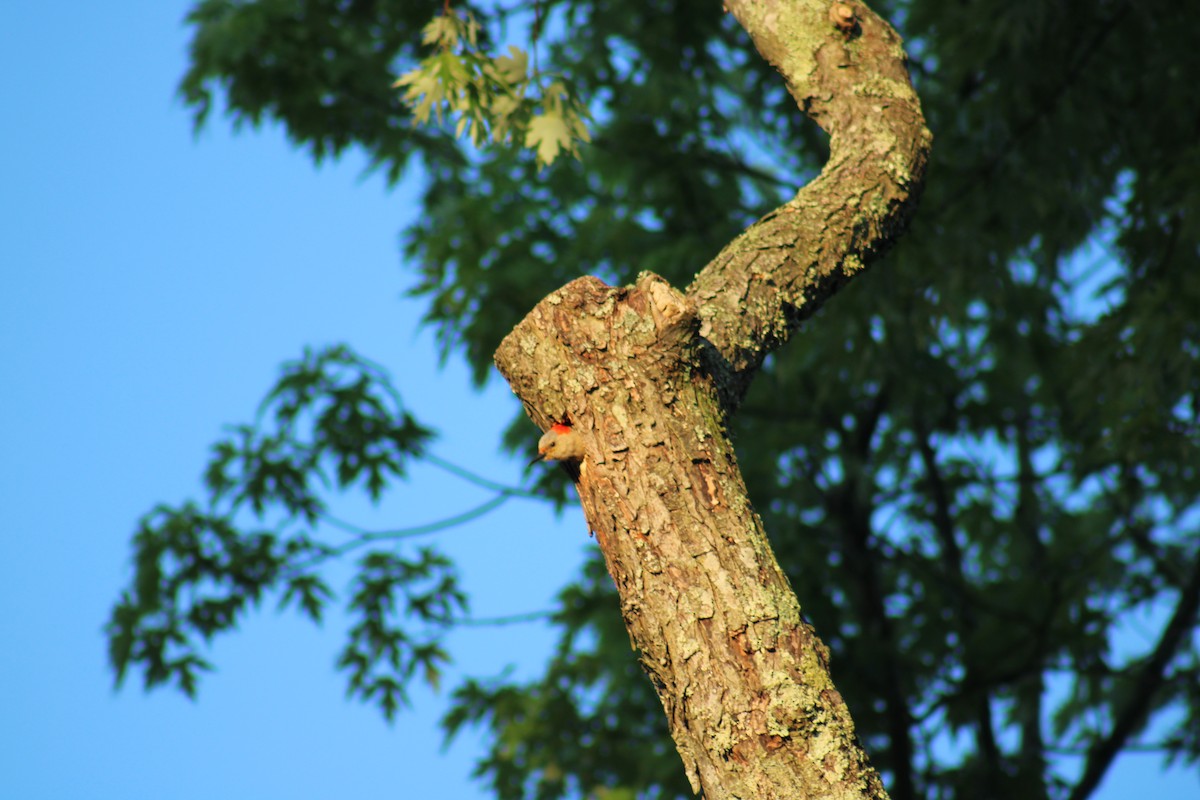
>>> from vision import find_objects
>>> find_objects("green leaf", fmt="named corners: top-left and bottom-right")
top-left (524, 111), bottom-right (572, 169)
top-left (493, 45), bottom-right (527, 85)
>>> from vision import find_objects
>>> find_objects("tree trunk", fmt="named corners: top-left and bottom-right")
top-left (495, 2), bottom-right (930, 797)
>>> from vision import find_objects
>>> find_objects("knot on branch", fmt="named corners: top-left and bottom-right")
top-left (829, 2), bottom-right (859, 36)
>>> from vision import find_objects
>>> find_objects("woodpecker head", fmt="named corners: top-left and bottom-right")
top-left (530, 422), bottom-right (586, 465)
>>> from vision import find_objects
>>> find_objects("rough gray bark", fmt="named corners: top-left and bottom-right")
top-left (495, 2), bottom-right (930, 798)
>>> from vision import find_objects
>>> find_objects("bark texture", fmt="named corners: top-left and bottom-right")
top-left (495, 2), bottom-right (930, 798)
top-left (692, 0), bottom-right (931, 406)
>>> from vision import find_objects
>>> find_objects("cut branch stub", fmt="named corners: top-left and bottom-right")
top-left (495, 272), bottom-right (700, 454)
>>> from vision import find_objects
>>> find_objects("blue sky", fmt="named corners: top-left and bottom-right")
top-left (0, 3), bottom-right (1194, 799)
top-left (0, 3), bottom-right (586, 797)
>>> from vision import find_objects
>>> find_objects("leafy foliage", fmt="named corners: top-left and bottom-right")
top-left (209, 344), bottom-right (433, 507)
top-left (444, 558), bottom-right (690, 800)
top-left (108, 504), bottom-right (299, 696)
top-left (108, 345), bottom-right (468, 719)
top-left (393, 8), bottom-right (590, 168)
top-left (339, 547), bottom-right (461, 718)
top-left (115, 0), bottom-right (1200, 798)
top-left (179, 0), bottom-right (458, 181)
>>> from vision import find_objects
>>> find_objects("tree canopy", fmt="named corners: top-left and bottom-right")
top-left (110, 1), bottom-right (1199, 799)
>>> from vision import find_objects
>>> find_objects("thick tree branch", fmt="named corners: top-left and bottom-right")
top-left (687, 0), bottom-right (931, 406)
top-left (497, 271), bottom-right (889, 799)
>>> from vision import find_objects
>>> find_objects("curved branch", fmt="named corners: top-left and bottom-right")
top-left (687, 0), bottom-right (931, 406)
top-left (1067, 551), bottom-right (1200, 800)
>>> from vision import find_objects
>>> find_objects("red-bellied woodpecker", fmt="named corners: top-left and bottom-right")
top-left (530, 422), bottom-right (586, 465)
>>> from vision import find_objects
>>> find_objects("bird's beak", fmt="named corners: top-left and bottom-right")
top-left (528, 452), bottom-right (546, 466)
